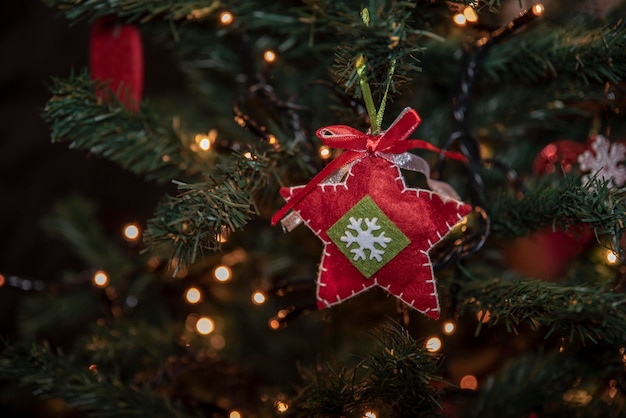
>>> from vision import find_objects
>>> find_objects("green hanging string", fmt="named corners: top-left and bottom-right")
top-left (355, 54), bottom-right (380, 134)
top-left (356, 7), bottom-right (396, 135)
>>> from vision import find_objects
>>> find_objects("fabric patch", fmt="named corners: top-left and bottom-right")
top-left (327, 195), bottom-right (410, 278)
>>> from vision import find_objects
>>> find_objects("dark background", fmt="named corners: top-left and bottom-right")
top-left (0, 1), bottom-right (179, 335)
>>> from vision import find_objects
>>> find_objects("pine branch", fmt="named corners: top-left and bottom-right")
top-left (0, 343), bottom-right (190, 418)
top-left (143, 152), bottom-right (274, 265)
top-left (43, 71), bottom-right (199, 183)
top-left (290, 323), bottom-right (442, 417)
top-left (469, 349), bottom-right (625, 418)
top-left (43, 0), bottom-right (221, 23)
top-left (458, 270), bottom-right (626, 344)
top-left (482, 18), bottom-right (626, 85)
top-left (490, 175), bottom-right (626, 251)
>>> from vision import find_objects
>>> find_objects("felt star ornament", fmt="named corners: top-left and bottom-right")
top-left (272, 108), bottom-right (472, 319)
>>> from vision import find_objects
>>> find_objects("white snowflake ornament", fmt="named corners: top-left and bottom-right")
top-left (340, 217), bottom-right (392, 262)
top-left (578, 135), bottom-right (626, 187)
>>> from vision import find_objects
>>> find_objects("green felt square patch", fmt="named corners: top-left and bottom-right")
top-left (327, 195), bottom-right (410, 278)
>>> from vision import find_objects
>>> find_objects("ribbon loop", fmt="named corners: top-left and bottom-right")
top-left (271, 107), bottom-right (467, 226)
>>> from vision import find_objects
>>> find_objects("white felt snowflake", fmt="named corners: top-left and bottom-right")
top-left (578, 135), bottom-right (626, 187)
top-left (340, 217), bottom-right (392, 262)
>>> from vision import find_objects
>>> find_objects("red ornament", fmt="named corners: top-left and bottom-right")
top-left (273, 109), bottom-right (472, 319)
top-left (90, 16), bottom-right (144, 111)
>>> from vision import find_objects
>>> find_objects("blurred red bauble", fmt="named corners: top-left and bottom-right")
top-left (90, 16), bottom-right (144, 111)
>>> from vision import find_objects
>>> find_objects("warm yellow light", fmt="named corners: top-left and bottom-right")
top-left (533, 4), bottom-right (545, 16)
top-left (460, 375), bottom-right (478, 390)
top-left (220, 11), bottom-right (234, 25)
top-left (93, 270), bottom-right (109, 287)
top-left (443, 321), bottom-right (456, 335)
top-left (263, 50), bottom-right (277, 63)
top-left (463, 6), bottom-right (478, 23)
top-left (606, 250), bottom-right (619, 264)
top-left (426, 337), bottom-right (442, 352)
top-left (268, 135), bottom-right (278, 145)
top-left (198, 137), bottom-right (211, 151)
top-left (217, 226), bottom-right (230, 243)
top-left (477, 309), bottom-right (491, 323)
top-left (243, 151), bottom-right (253, 160)
top-left (319, 145), bottom-right (331, 160)
top-left (229, 411), bottom-right (241, 418)
top-left (453, 13), bottom-right (466, 26)
top-left (213, 265), bottom-right (232, 282)
top-left (196, 317), bottom-right (215, 335)
top-left (363, 412), bottom-right (377, 418)
top-left (269, 318), bottom-right (281, 330)
top-left (185, 287), bottom-right (202, 304)
top-left (275, 401), bottom-right (289, 413)
top-left (123, 223), bottom-right (140, 241)
top-left (252, 291), bottom-right (266, 305)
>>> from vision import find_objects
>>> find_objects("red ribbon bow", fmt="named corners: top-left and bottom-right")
top-left (271, 107), bottom-right (467, 225)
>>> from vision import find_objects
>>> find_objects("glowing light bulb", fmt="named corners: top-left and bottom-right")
top-left (443, 321), bottom-right (456, 335)
top-left (426, 337), bottom-right (442, 352)
top-left (243, 151), bottom-right (253, 160)
top-left (318, 145), bottom-right (331, 159)
top-left (269, 318), bottom-right (281, 330)
top-left (275, 401), bottom-right (289, 413)
top-left (0, 274), bottom-right (5, 287)
top-left (220, 11), bottom-right (234, 25)
top-left (213, 265), bottom-right (232, 282)
top-left (606, 250), bottom-right (619, 264)
top-left (198, 137), bottom-right (211, 151)
top-left (463, 6), bottom-right (478, 23)
top-left (477, 310), bottom-right (491, 323)
top-left (196, 317), bottom-right (215, 335)
top-left (229, 411), bottom-right (241, 418)
top-left (364, 412), bottom-right (377, 418)
top-left (123, 223), bottom-right (140, 241)
top-left (252, 291), bottom-right (266, 305)
top-left (453, 13), bottom-right (466, 26)
top-left (268, 135), bottom-right (278, 145)
top-left (185, 287), bottom-right (202, 304)
top-left (263, 50), bottom-right (277, 63)
top-left (533, 4), bottom-right (545, 16)
top-left (460, 375), bottom-right (478, 390)
top-left (93, 270), bottom-right (109, 287)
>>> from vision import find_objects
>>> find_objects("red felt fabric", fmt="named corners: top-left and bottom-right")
top-left (281, 157), bottom-right (472, 319)
top-left (90, 16), bottom-right (144, 111)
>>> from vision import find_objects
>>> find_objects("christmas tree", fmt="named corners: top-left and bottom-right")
top-left (1, 0), bottom-right (626, 417)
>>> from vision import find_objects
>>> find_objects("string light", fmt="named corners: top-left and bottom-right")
top-left (533, 4), bottom-right (545, 16)
top-left (93, 270), bottom-right (109, 288)
top-left (252, 291), bottom-right (266, 305)
top-left (185, 287), bottom-right (202, 304)
top-left (425, 336), bottom-right (442, 352)
top-left (229, 411), bottom-right (241, 418)
top-left (443, 321), bottom-right (456, 335)
top-left (263, 50), bottom-right (277, 63)
top-left (477, 309), bottom-right (491, 323)
top-left (463, 6), bottom-right (478, 23)
top-left (196, 317), bottom-right (215, 335)
top-left (460, 375), bottom-right (478, 390)
top-left (453, 13), bottom-right (466, 26)
top-left (275, 401), bottom-right (289, 413)
top-left (213, 265), bottom-right (232, 282)
top-left (216, 226), bottom-right (230, 243)
top-left (318, 145), bottom-right (331, 160)
top-left (123, 223), bottom-right (140, 241)
top-left (268, 318), bottom-right (281, 330)
top-left (220, 11), bottom-right (234, 25)
top-left (606, 250), bottom-right (619, 264)
top-left (363, 412), bottom-right (377, 418)
top-left (243, 151), bottom-right (253, 160)
top-left (210, 334), bottom-right (226, 350)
